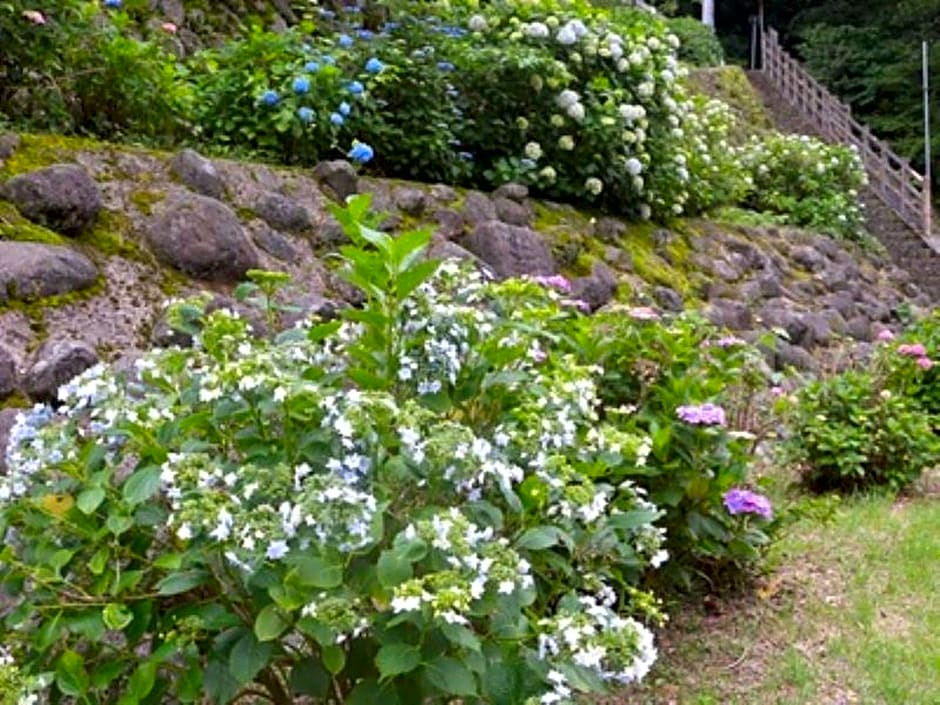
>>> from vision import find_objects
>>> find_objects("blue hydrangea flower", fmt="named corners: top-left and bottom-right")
top-left (383, 21), bottom-right (401, 32)
top-left (345, 80), bottom-right (365, 95)
top-left (338, 101), bottom-right (351, 116)
top-left (297, 107), bottom-right (315, 124)
top-left (322, 55), bottom-right (337, 66)
top-left (357, 29), bottom-right (375, 41)
top-left (342, 4), bottom-right (361, 12)
top-left (261, 90), bottom-right (279, 106)
top-left (330, 112), bottom-right (344, 126)
top-left (458, 151), bottom-right (474, 161)
top-left (347, 141), bottom-right (374, 164)
top-left (305, 61), bottom-right (320, 73)
top-left (103, 0), bottom-right (122, 7)
top-left (338, 33), bottom-right (354, 48)
top-left (318, 8), bottom-right (335, 19)
top-left (437, 61), bottom-right (456, 72)
top-left (365, 57), bottom-right (385, 74)
top-left (293, 77), bottom-right (311, 94)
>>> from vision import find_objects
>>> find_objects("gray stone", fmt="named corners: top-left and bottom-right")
top-left (774, 341), bottom-right (818, 372)
top-left (802, 312), bottom-right (833, 347)
top-left (492, 182), bottom-right (529, 202)
top-left (316, 215), bottom-right (347, 247)
top-left (791, 245), bottom-right (827, 272)
top-left (725, 238), bottom-right (767, 270)
top-left (22, 339), bottom-right (99, 403)
top-left (393, 186), bottom-right (428, 216)
top-left (603, 246), bottom-right (633, 271)
top-left (430, 184), bottom-right (458, 204)
top-left (712, 258), bottom-right (742, 283)
top-left (703, 281), bottom-right (736, 301)
top-left (813, 236), bottom-right (841, 260)
top-left (462, 220), bottom-right (554, 280)
top-left (593, 217), bottom-right (627, 244)
top-left (707, 299), bottom-right (752, 330)
top-left (313, 160), bottom-right (359, 201)
top-left (252, 191), bottom-right (311, 232)
top-left (426, 239), bottom-right (480, 265)
top-left (169, 148), bottom-right (224, 199)
top-left (282, 294), bottom-right (341, 329)
top-left (463, 192), bottom-right (497, 225)
top-left (0, 346), bottom-right (14, 398)
top-left (571, 262), bottom-right (618, 312)
top-left (821, 290), bottom-right (856, 319)
top-left (146, 194), bottom-right (258, 282)
top-left (434, 209), bottom-right (465, 240)
top-left (0, 408), bottom-right (19, 474)
top-left (0, 133), bottom-right (20, 161)
top-left (0, 242), bottom-right (98, 304)
top-left (653, 286), bottom-right (684, 312)
top-left (156, 0), bottom-right (185, 24)
top-left (759, 301), bottom-right (810, 347)
top-left (845, 315), bottom-right (874, 342)
top-left (249, 222), bottom-right (299, 261)
top-left (0, 164), bottom-right (102, 235)
top-left (494, 197), bottom-right (530, 227)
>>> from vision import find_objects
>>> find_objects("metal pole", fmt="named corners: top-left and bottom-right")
top-left (924, 41), bottom-right (933, 236)
top-left (750, 17), bottom-right (758, 70)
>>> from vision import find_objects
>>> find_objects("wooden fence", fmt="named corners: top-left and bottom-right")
top-left (761, 27), bottom-right (936, 247)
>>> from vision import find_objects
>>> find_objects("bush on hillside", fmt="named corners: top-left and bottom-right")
top-left (665, 16), bottom-right (724, 67)
top-left (783, 332), bottom-right (940, 493)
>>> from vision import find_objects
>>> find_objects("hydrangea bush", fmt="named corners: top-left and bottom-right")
top-left (0, 196), bottom-right (670, 704)
top-left (739, 133), bottom-right (868, 239)
top-left (782, 329), bottom-right (940, 493)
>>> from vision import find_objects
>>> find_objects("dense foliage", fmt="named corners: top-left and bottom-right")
top-left (0, 196), bottom-right (782, 703)
top-left (783, 326), bottom-right (940, 493)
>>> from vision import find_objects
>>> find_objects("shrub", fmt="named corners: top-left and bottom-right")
top-left (739, 133), bottom-right (868, 239)
top-left (665, 16), bottom-right (724, 67)
top-left (783, 359), bottom-right (939, 493)
top-left (0, 196), bottom-right (668, 704)
top-left (560, 308), bottom-right (779, 588)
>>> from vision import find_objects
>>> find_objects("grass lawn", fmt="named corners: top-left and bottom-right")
top-left (619, 477), bottom-right (940, 705)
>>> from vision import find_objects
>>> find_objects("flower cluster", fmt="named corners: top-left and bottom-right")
top-left (897, 342), bottom-right (934, 370)
top-left (723, 488), bottom-right (773, 520)
top-left (676, 402), bottom-right (727, 427)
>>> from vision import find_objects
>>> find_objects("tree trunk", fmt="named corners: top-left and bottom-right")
top-left (702, 0), bottom-right (715, 27)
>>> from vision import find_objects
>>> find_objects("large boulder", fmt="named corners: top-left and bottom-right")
top-left (706, 298), bottom-right (753, 331)
top-left (0, 242), bottom-right (98, 303)
top-left (462, 220), bottom-right (554, 279)
top-left (0, 164), bottom-right (102, 235)
top-left (22, 339), bottom-right (99, 403)
top-left (252, 191), bottom-right (311, 232)
top-left (314, 160), bottom-right (358, 202)
top-left (169, 148), bottom-right (225, 199)
top-left (146, 193), bottom-right (258, 282)
top-left (0, 345), bottom-right (15, 398)
top-left (571, 262), bottom-right (618, 312)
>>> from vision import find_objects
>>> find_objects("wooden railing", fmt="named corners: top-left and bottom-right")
top-left (761, 27), bottom-right (936, 246)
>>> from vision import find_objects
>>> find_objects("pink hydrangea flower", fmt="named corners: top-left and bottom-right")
top-left (161, 21), bottom-right (178, 33)
top-left (898, 343), bottom-right (928, 357)
top-left (531, 274), bottom-right (571, 293)
top-left (676, 402), bottom-right (727, 427)
top-left (560, 298), bottom-right (590, 313)
top-left (876, 329), bottom-right (895, 342)
top-left (917, 356), bottom-right (934, 370)
top-left (628, 306), bottom-right (659, 321)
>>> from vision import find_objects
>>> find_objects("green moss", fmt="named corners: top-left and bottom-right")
top-left (532, 201), bottom-right (597, 272)
top-left (0, 201), bottom-right (68, 245)
top-left (622, 223), bottom-right (695, 297)
top-left (129, 189), bottom-right (166, 216)
top-left (74, 210), bottom-right (143, 260)
top-left (1, 390), bottom-right (30, 410)
top-left (0, 133), bottom-right (106, 179)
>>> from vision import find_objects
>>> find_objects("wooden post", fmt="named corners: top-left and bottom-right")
top-left (924, 41), bottom-right (933, 236)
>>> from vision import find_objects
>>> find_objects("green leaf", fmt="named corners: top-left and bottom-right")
top-left (287, 555), bottom-right (343, 589)
top-left (55, 650), bottom-right (89, 697)
top-left (289, 658), bottom-right (330, 698)
top-left (607, 509), bottom-right (661, 531)
top-left (377, 549), bottom-right (413, 589)
top-left (516, 526), bottom-right (563, 551)
top-left (125, 661), bottom-right (157, 702)
top-left (106, 514), bottom-right (134, 536)
top-left (375, 643), bottom-right (421, 680)
top-left (157, 569), bottom-right (209, 596)
top-left (396, 259), bottom-right (440, 300)
top-left (229, 631), bottom-right (274, 686)
top-left (254, 604), bottom-right (289, 642)
top-left (440, 623), bottom-right (482, 652)
top-left (76, 487), bottom-right (106, 514)
top-left (103, 603), bottom-right (134, 630)
top-left (347, 679), bottom-right (401, 705)
top-left (88, 547), bottom-right (109, 575)
top-left (322, 644), bottom-right (346, 675)
top-left (424, 655), bottom-right (478, 696)
top-left (123, 466), bottom-right (162, 506)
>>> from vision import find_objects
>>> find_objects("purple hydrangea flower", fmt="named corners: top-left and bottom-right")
top-left (723, 488), bottom-right (773, 520)
top-left (676, 403), bottom-right (727, 427)
top-left (532, 274), bottom-right (572, 293)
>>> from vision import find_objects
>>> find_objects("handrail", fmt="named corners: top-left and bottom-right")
top-left (761, 27), bottom-right (937, 246)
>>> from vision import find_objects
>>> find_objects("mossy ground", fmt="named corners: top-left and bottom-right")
top-left (687, 66), bottom-right (774, 142)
